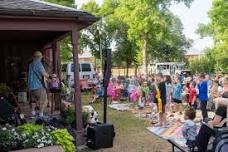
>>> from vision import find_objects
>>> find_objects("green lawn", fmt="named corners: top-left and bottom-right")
top-left (80, 94), bottom-right (171, 152)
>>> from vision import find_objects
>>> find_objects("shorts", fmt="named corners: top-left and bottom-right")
top-left (157, 103), bottom-right (166, 113)
top-left (30, 88), bottom-right (48, 107)
top-left (173, 98), bottom-right (182, 104)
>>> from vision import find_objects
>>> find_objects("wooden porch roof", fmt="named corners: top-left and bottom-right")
top-left (0, 0), bottom-right (99, 26)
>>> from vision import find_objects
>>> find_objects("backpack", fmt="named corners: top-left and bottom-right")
top-left (49, 79), bottom-right (61, 93)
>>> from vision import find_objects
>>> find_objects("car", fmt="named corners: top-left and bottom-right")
top-left (66, 62), bottom-right (95, 87)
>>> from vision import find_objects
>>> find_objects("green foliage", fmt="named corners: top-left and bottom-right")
top-left (16, 123), bottom-right (43, 135)
top-left (43, 0), bottom-right (75, 62)
top-left (59, 37), bottom-right (72, 62)
top-left (43, 0), bottom-right (75, 7)
top-left (0, 124), bottom-right (76, 151)
top-left (0, 125), bottom-right (18, 151)
top-left (51, 129), bottom-right (75, 152)
top-left (0, 83), bottom-right (12, 97)
top-left (195, 23), bottom-right (214, 38)
top-left (16, 124), bottom-right (53, 149)
top-left (196, 0), bottom-right (228, 72)
top-left (102, 0), bottom-right (192, 75)
top-left (0, 124), bottom-right (54, 151)
top-left (189, 49), bottom-right (216, 74)
top-left (80, 1), bottom-right (112, 63)
top-left (62, 108), bottom-right (89, 127)
top-left (63, 108), bottom-right (75, 124)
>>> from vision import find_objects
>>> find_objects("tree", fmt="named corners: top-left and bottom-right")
top-left (43, 0), bottom-right (75, 62)
top-left (196, 0), bottom-right (228, 72)
top-left (112, 0), bottom-right (193, 76)
top-left (80, 1), bottom-right (114, 70)
top-left (43, 0), bottom-right (75, 7)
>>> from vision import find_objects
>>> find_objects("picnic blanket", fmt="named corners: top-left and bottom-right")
top-left (147, 122), bottom-right (197, 148)
top-left (108, 103), bottom-right (131, 111)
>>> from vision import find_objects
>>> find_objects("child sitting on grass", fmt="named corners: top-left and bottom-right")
top-left (91, 84), bottom-right (104, 103)
top-left (182, 108), bottom-right (197, 149)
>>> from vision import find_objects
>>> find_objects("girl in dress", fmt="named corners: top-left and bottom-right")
top-left (107, 78), bottom-right (117, 103)
top-left (164, 75), bottom-right (173, 116)
top-left (188, 81), bottom-right (197, 109)
top-left (128, 79), bottom-right (140, 103)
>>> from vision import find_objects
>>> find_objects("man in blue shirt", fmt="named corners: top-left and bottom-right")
top-left (197, 73), bottom-right (208, 121)
top-left (28, 51), bottom-right (49, 117)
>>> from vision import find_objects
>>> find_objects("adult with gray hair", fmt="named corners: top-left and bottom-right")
top-left (28, 51), bottom-right (49, 117)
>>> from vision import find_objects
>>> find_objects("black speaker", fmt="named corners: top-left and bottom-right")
top-left (103, 48), bottom-right (112, 88)
top-left (87, 123), bottom-right (115, 150)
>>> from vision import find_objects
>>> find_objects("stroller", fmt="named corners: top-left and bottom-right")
top-left (0, 97), bottom-right (26, 126)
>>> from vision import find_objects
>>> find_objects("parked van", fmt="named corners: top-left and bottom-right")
top-left (66, 62), bottom-right (95, 87)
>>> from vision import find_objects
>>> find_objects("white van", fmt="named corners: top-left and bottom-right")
top-left (66, 62), bottom-right (95, 87)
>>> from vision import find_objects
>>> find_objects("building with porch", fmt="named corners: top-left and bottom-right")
top-left (0, 0), bottom-right (98, 146)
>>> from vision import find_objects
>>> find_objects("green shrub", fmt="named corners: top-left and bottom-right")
top-left (0, 124), bottom-right (75, 151)
top-left (51, 129), bottom-right (75, 152)
top-left (16, 124), bottom-right (53, 149)
top-left (0, 125), bottom-right (19, 151)
top-left (17, 123), bottom-right (43, 134)
top-left (63, 108), bottom-right (89, 127)
top-left (0, 83), bottom-right (12, 97)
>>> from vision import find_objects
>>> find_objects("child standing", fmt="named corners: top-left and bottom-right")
top-left (164, 75), bottom-right (173, 116)
top-left (188, 81), bottom-right (197, 109)
top-left (197, 73), bottom-right (209, 121)
top-left (172, 77), bottom-right (183, 115)
top-left (142, 81), bottom-right (150, 106)
top-left (155, 73), bottom-right (167, 127)
top-left (182, 108), bottom-right (197, 149)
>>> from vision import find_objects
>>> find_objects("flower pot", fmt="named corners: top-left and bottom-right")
top-left (10, 145), bottom-right (64, 152)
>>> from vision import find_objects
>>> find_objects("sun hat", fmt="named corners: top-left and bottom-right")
top-left (33, 51), bottom-right (43, 58)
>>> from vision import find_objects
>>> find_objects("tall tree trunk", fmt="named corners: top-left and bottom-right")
top-left (126, 63), bottom-right (129, 77)
top-left (135, 65), bottom-right (138, 76)
top-left (142, 38), bottom-right (148, 78)
top-left (94, 57), bottom-right (97, 71)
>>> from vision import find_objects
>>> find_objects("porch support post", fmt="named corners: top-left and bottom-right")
top-left (52, 42), bottom-right (57, 74)
top-left (71, 29), bottom-right (85, 146)
top-left (52, 41), bottom-right (61, 111)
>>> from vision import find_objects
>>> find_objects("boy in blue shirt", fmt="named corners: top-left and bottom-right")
top-left (197, 73), bottom-right (208, 121)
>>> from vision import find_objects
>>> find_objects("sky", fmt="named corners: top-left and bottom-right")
top-left (75, 0), bottom-right (213, 54)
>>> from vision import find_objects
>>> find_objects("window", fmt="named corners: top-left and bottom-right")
top-left (71, 64), bottom-right (81, 72)
top-left (81, 63), bottom-right (91, 72)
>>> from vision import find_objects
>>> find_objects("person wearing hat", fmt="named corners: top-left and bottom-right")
top-left (28, 51), bottom-right (49, 117)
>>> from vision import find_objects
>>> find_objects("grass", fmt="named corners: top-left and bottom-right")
top-left (80, 94), bottom-right (171, 152)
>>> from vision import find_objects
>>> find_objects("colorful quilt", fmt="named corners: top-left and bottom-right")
top-left (147, 122), bottom-right (189, 148)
